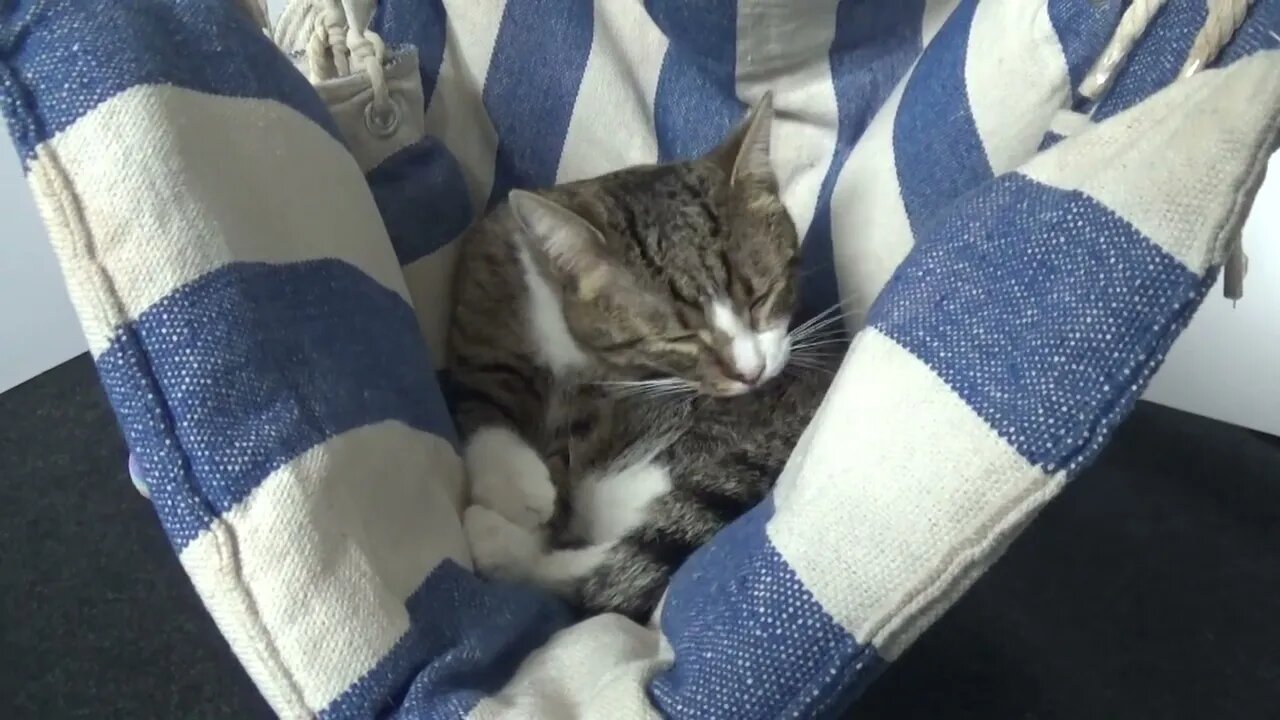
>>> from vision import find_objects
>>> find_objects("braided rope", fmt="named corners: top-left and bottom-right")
top-left (1078, 0), bottom-right (1259, 299)
top-left (288, 0), bottom-right (399, 137)
top-left (1079, 0), bottom-right (1170, 100)
top-left (296, 0), bottom-right (390, 117)
top-left (323, 0), bottom-right (351, 77)
top-left (341, 0), bottom-right (392, 115)
top-left (1180, 0), bottom-right (1256, 77)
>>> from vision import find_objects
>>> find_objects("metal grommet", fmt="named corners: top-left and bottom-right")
top-left (364, 97), bottom-right (400, 138)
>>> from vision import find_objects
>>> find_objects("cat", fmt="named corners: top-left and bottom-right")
top-left (448, 93), bottom-right (846, 622)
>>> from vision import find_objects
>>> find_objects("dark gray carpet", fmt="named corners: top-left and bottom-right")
top-left (1, 354), bottom-right (1277, 718)
top-left (0, 355), bottom-right (272, 719)
top-left (857, 387), bottom-right (1280, 718)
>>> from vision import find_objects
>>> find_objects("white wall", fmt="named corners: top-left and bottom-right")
top-left (0, 137), bottom-right (86, 393)
top-left (0, 0), bottom-right (291, 394)
top-left (1143, 154), bottom-right (1280, 436)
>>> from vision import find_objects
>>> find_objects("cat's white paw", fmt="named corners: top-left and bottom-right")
top-left (464, 505), bottom-right (540, 581)
top-left (464, 427), bottom-right (556, 530)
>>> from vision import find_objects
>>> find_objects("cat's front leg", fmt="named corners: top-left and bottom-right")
top-left (464, 426), bottom-right (556, 530)
top-left (464, 505), bottom-right (611, 600)
top-left (463, 505), bottom-right (543, 580)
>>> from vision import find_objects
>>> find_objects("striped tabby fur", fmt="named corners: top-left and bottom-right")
top-left (449, 94), bottom-right (845, 621)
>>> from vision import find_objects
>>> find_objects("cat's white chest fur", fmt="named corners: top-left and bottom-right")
top-left (573, 460), bottom-right (673, 543)
top-left (512, 241), bottom-right (590, 376)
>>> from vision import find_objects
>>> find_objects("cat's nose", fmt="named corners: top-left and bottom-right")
top-left (726, 361), bottom-right (763, 386)
top-left (719, 335), bottom-right (766, 387)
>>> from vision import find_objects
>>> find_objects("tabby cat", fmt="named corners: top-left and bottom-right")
top-left (449, 94), bottom-right (845, 622)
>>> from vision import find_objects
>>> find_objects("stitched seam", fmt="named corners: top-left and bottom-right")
top-left (12, 86), bottom-right (314, 720)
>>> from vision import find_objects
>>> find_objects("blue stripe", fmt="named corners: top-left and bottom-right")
top-left (892, 0), bottom-right (990, 240)
top-left (1046, 0), bottom-right (1124, 99)
top-left (96, 261), bottom-right (458, 550)
top-left (367, 138), bottom-right (474, 265)
top-left (650, 499), bottom-right (884, 719)
top-left (319, 561), bottom-right (572, 720)
top-left (800, 0), bottom-right (925, 318)
top-left (0, 0), bottom-right (340, 165)
top-left (371, 0), bottom-right (449, 106)
top-left (368, 0), bottom-right (473, 263)
top-left (1039, 130), bottom-right (1066, 151)
top-left (483, 0), bottom-right (594, 205)
top-left (868, 174), bottom-right (1207, 475)
top-left (1036, 1), bottom-right (1125, 155)
top-left (647, 0), bottom-right (743, 162)
top-left (1090, 0), bottom-right (1207, 122)
top-left (363, 1), bottom-right (475, 265)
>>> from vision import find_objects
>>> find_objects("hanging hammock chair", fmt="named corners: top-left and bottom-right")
top-left (2, 0), bottom-right (1277, 716)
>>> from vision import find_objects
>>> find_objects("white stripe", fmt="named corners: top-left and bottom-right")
top-left (1047, 108), bottom-right (1093, 139)
top-left (825, 73), bottom-right (914, 325)
top-left (427, 0), bottom-right (506, 211)
top-left (555, 0), bottom-right (668, 183)
top-left (180, 421), bottom-right (465, 713)
top-left (26, 85), bottom-right (410, 355)
top-left (821, 0), bottom-right (1018, 327)
top-left (1020, 52), bottom-right (1280, 273)
top-left (402, 0), bottom-right (508, 368)
top-left (821, 0), bottom-right (959, 326)
top-left (469, 614), bottom-right (669, 719)
top-left (736, 0), bottom-right (843, 239)
top-left (965, 0), bottom-right (1073, 174)
top-left (402, 244), bottom-right (462, 368)
top-left (313, 46), bottom-right (429, 173)
top-left (767, 328), bottom-right (1063, 659)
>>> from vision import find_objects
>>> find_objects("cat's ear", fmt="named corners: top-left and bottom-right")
top-left (713, 91), bottom-right (775, 188)
top-left (508, 190), bottom-right (614, 296)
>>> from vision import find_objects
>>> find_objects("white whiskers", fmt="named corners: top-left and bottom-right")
top-left (788, 299), bottom-right (860, 345)
top-left (791, 337), bottom-right (850, 352)
top-left (593, 377), bottom-right (698, 400)
top-left (785, 300), bottom-right (858, 375)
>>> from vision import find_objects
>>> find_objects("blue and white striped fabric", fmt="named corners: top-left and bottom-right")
top-left (3, 0), bottom-right (1278, 716)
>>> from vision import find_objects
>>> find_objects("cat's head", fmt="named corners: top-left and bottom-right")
top-left (509, 93), bottom-right (800, 397)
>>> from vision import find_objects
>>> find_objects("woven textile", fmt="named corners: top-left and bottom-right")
top-left (2, 0), bottom-right (1277, 716)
